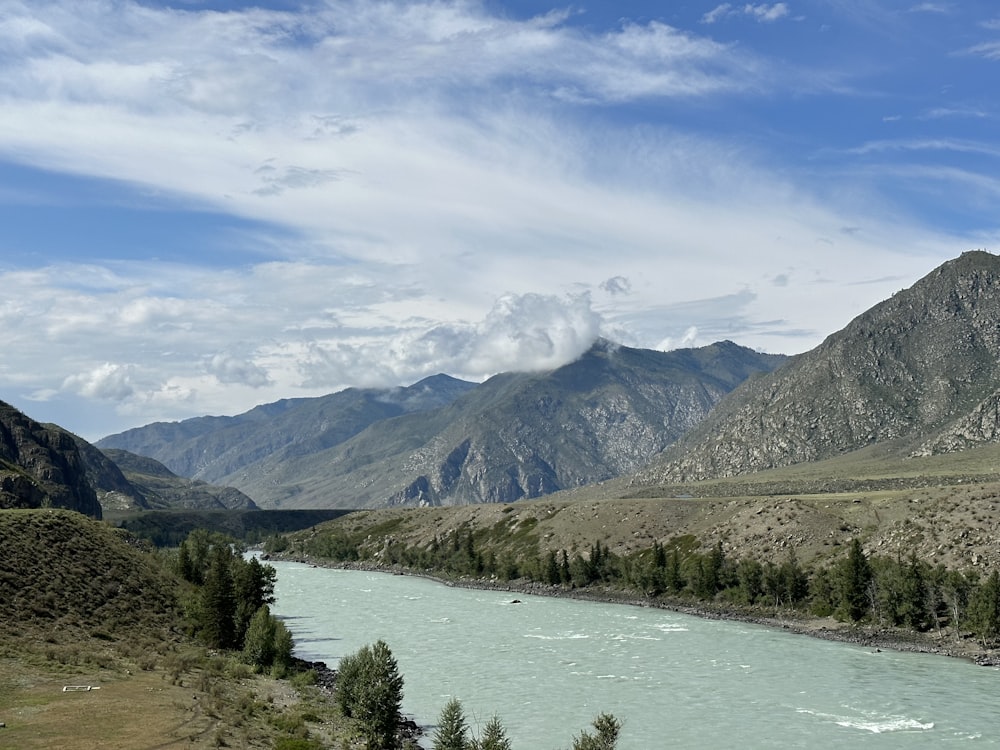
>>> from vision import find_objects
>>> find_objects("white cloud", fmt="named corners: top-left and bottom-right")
top-left (0, 0), bottom-right (988, 439)
top-left (62, 363), bottom-right (135, 401)
top-left (745, 4), bottom-right (791, 23)
top-left (294, 292), bottom-right (603, 389)
top-left (702, 3), bottom-right (790, 24)
top-left (702, 4), bottom-right (734, 24)
top-left (967, 40), bottom-right (1000, 60)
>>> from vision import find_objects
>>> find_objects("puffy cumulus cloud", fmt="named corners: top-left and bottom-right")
top-left (465, 292), bottom-right (603, 374)
top-left (296, 292), bottom-right (603, 389)
top-left (654, 327), bottom-right (699, 352)
top-left (62, 363), bottom-right (135, 401)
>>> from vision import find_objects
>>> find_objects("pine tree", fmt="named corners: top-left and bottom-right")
top-left (664, 548), bottom-right (684, 593)
top-left (968, 570), bottom-right (1000, 646)
top-left (473, 714), bottom-right (511, 750)
top-left (836, 538), bottom-right (872, 622)
top-left (232, 556), bottom-right (277, 646)
top-left (200, 544), bottom-right (236, 649)
top-left (572, 713), bottom-right (621, 750)
top-left (545, 550), bottom-right (561, 585)
top-left (433, 697), bottom-right (469, 750)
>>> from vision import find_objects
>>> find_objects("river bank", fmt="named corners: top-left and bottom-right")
top-left (268, 553), bottom-right (1000, 668)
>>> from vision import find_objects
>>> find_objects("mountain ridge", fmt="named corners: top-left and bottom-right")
top-left (0, 400), bottom-right (103, 518)
top-left (640, 250), bottom-right (1000, 484)
top-left (99, 340), bottom-right (786, 509)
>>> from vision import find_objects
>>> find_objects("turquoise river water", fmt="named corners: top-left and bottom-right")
top-left (267, 560), bottom-right (1000, 748)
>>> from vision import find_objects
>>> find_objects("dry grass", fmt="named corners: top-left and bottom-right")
top-left (290, 441), bottom-right (1000, 573)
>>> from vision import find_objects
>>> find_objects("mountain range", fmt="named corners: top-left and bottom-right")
top-left (0, 400), bottom-right (256, 516)
top-left (637, 250), bottom-right (1000, 485)
top-left (8, 250), bottom-right (1000, 518)
top-left (98, 340), bottom-right (786, 509)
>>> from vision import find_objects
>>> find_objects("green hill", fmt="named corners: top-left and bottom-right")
top-left (0, 510), bottom-right (178, 642)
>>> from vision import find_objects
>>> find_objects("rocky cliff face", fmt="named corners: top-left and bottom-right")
top-left (0, 401), bottom-right (103, 518)
top-left (643, 251), bottom-right (1000, 483)
top-left (190, 339), bottom-right (785, 508)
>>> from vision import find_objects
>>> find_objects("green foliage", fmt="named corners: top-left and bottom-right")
top-left (572, 713), bottom-right (621, 750)
top-left (273, 619), bottom-right (294, 676)
top-left (174, 531), bottom-right (278, 652)
top-left (337, 640), bottom-right (405, 749)
top-left (835, 539), bottom-right (872, 622)
top-left (473, 714), bottom-right (511, 750)
top-left (242, 605), bottom-right (277, 669)
top-left (199, 544), bottom-right (238, 649)
top-left (433, 698), bottom-right (469, 750)
top-left (967, 570), bottom-right (1000, 646)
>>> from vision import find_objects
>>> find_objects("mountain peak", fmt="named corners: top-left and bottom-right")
top-left (0, 401), bottom-right (102, 518)
top-left (643, 251), bottom-right (1000, 483)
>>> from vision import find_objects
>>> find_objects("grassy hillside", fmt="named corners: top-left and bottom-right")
top-left (0, 510), bottom-right (353, 749)
top-left (0, 509), bottom-right (178, 641)
top-left (278, 440), bottom-right (1000, 572)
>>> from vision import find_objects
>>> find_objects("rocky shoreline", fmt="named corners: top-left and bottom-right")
top-left (273, 554), bottom-right (1000, 668)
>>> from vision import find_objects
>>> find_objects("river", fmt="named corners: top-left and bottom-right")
top-left (267, 560), bottom-right (1000, 748)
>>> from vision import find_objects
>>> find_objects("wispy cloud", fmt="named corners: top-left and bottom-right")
top-left (966, 40), bottom-right (1000, 60)
top-left (0, 0), bottom-right (989, 438)
top-left (702, 3), bottom-right (791, 24)
top-left (908, 3), bottom-right (950, 13)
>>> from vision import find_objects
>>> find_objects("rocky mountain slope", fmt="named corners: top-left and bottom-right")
top-left (98, 374), bottom-right (478, 484)
top-left (102, 340), bottom-right (785, 509)
top-left (0, 401), bottom-right (103, 518)
top-left (640, 250), bottom-right (1000, 483)
top-left (99, 449), bottom-right (258, 511)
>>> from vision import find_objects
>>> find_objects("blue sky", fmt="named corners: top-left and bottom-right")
top-left (1, 0), bottom-right (998, 440)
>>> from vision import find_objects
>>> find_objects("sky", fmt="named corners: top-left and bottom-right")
top-left (1, 0), bottom-right (998, 440)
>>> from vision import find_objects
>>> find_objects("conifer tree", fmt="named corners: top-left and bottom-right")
top-left (572, 713), bottom-right (621, 750)
top-left (342, 640), bottom-right (404, 750)
top-left (200, 544), bottom-right (236, 648)
top-left (836, 538), bottom-right (872, 622)
top-left (968, 570), bottom-right (1000, 646)
top-left (433, 697), bottom-right (469, 750)
top-left (474, 714), bottom-right (511, 750)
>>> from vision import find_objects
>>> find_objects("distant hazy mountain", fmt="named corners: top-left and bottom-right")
top-left (98, 374), bottom-right (478, 484)
top-left (0, 401), bottom-right (103, 518)
top-left (98, 448), bottom-right (258, 511)
top-left (101, 340), bottom-right (786, 508)
top-left (640, 250), bottom-right (1000, 484)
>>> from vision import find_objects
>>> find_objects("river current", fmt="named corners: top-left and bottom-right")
top-left (267, 560), bottom-right (1000, 748)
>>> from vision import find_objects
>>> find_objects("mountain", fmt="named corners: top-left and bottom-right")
top-left (99, 448), bottom-right (258, 511)
top-left (69, 432), bottom-right (151, 511)
top-left (97, 373), bottom-right (478, 483)
top-left (101, 340), bottom-right (785, 509)
top-left (0, 401), bottom-right (103, 518)
top-left (640, 250), bottom-right (1000, 483)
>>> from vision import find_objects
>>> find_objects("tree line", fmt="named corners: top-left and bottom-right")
top-left (175, 529), bottom-right (294, 674)
top-left (334, 637), bottom-right (620, 750)
top-left (282, 525), bottom-right (1000, 646)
